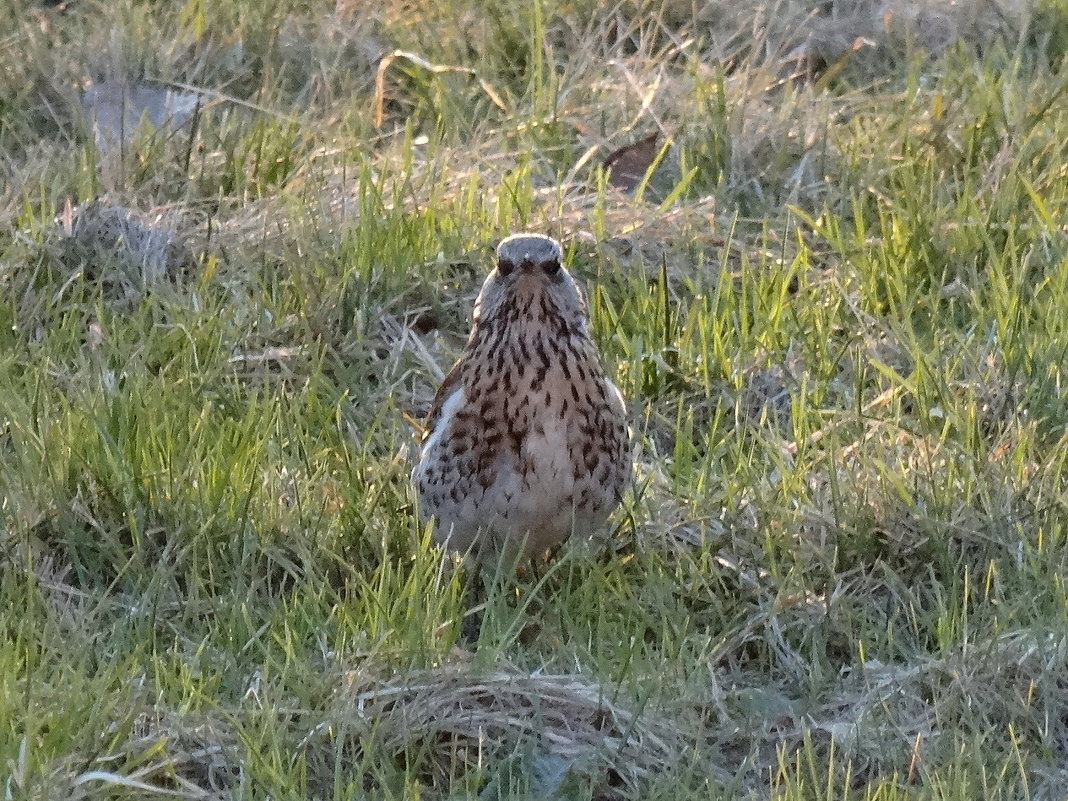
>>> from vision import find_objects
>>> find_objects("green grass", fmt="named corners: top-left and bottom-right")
top-left (2, 0), bottom-right (1068, 798)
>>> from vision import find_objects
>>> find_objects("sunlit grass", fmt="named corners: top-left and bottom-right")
top-left (1, 0), bottom-right (1067, 798)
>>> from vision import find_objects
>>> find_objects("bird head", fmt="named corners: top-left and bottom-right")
top-left (472, 233), bottom-right (588, 333)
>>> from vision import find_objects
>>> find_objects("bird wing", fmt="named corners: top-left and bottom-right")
top-left (422, 358), bottom-right (464, 442)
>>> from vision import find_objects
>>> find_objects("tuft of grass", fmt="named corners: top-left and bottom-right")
top-left (1, 0), bottom-right (1067, 798)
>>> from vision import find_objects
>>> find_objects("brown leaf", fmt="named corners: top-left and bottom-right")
top-left (602, 131), bottom-right (660, 193)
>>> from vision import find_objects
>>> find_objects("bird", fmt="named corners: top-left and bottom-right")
top-left (413, 233), bottom-right (631, 567)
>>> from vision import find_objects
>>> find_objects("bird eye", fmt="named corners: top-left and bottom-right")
top-left (497, 258), bottom-right (515, 276)
top-left (541, 259), bottom-right (562, 275)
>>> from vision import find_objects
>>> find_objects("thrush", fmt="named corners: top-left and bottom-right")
top-left (413, 233), bottom-right (631, 565)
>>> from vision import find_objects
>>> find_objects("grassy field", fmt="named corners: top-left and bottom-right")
top-left (2, 0), bottom-right (1068, 798)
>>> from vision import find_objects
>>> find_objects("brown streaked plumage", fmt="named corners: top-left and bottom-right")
top-left (413, 233), bottom-right (630, 563)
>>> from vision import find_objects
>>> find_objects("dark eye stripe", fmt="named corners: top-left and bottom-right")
top-left (497, 259), bottom-right (515, 276)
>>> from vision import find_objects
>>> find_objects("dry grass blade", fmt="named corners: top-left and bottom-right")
top-left (373, 50), bottom-right (507, 128)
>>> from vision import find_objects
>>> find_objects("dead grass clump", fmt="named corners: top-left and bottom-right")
top-left (4, 706), bottom-right (236, 801)
top-left (333, 661), bottom-right (686, 799)
top-left (1, 198), bottom-right (200, 338)
top-left (770, 0), bottom-right (1024, 83)
top-left (805, 628), bottom-right (1068, 780)
top-left (707, 627), bottom-right (1068, 791)
top-left (47, 198), bottom-right (197, 299)
top-left (122, 710), bottom-right (237, 798)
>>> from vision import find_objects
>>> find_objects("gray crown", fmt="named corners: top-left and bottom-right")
top-left (495, 233), bottom-right (563, 268)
